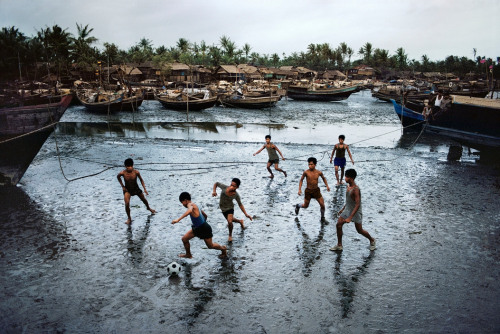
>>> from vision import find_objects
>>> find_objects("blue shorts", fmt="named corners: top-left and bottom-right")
top-left (334, 157), bottom-right (346, 168)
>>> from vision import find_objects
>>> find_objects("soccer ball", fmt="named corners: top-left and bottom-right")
top-left (167, 261), bottom-right (181, 276)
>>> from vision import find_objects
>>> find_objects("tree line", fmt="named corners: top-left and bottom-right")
top-left (0, 24), bottom-right (497, 82)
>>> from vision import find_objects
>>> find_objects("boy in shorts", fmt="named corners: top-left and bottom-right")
top-left (329, 135), bottom-right (354, 186)
top-left (172, 192), bottom-right (227, 259)
top-left (253, 134), bottom-right (287, 178)
top-left (329, 169), bottom-right (376, 251)
top-left (117, 158), bottom-right (156, 224)
top-left (212, 178), bottom-right (253, 242)
top-left (295, 157), bottom-right (331, 221)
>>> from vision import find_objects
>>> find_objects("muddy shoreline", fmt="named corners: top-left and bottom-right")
top-left (1, 92), bottom-right (499, 333)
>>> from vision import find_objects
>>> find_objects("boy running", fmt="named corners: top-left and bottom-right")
top-left (295, 157), bottom-right (331, 221)
top-left (172, 192), bottom-right (227, 259)
top-left (330, 135), bottom-right (354, 186)
top-left (253, 135), bottom-right (287, 178)
top-left (117, 158), bottom-right (156, 224)
top-left (212, 178), bottom-right (253, 242)
top-left (330, 169), bottom-right (376, 252)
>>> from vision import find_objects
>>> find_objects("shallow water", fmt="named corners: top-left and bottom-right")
top-left (1, 91), bottom-right (499, 333)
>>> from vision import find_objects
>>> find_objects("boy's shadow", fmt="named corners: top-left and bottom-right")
top-left (333, 251), bottom-right (375, 318)
top-left (295, 217), bottom-right (329, 276)
top-left (126, 216), bottom-right (152, 265)
top-left (180, 257), bottom-right (243, 326)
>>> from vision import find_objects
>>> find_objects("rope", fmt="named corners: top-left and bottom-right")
top-left (286, 120), bottom-right (426, 162)
top-left (0, 122), bottom-right (59, 145)
top-left (49, 112), bottom-right (428, 182)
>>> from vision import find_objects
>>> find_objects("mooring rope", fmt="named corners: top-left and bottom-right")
top-left (49, 116), bottom-right (428, 182)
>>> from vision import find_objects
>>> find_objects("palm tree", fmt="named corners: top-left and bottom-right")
top-left (129, 38), bottom-right (154, 63)
top-left (358, 42), bottom-right (373, 64)
top-left (176, 38), bottom-right (190, 53)
top-left (242, 43), bottom-right (251, 62)
top-left (0, 26), bottom-right (28, 79)
top-left (271, 53), bottom-right (280, 66)
top-left (37, 25), bottom-right (72, 78)
top-left (219, 35), bottom-right (236, 61)
top-left (71, 23), bottom-right (98, 71)
top-left (208, 45), bottom-right (222, 67)
top-left (395, 47), bottom-right (408, 69)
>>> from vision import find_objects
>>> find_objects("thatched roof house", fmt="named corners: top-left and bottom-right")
top-left (237, 64), bottom-right (261, 80)
top-left (214, 65), bottom-right (245, 81)
top-left (320, 70), bottom-right (347, 80)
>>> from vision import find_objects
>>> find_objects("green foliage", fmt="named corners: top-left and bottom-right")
top-left (0, 25), bottom-right (497, 81)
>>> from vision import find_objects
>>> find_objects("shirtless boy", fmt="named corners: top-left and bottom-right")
top-left (172, 192), bottom-right (227, 259)
top-left (295, 157), bottom-right (331, 221)
top-left (117, 158), bottom-right (156, 224)
top-left (329, 169), bottom-right (376, 252)
top-left (253, 135), bottom-right (287, 178)
top-left (212, 178), bottom-right (253, 242)
top-left (329, 135), bottom-right (354, 186)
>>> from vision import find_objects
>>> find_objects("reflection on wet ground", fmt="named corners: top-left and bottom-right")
top-left (1, 91), bottom-right (499, 333)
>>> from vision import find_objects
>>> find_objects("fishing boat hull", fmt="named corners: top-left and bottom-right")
top-left (76, 93), bottom-right (125, 113)
top-left (390, 99), bottom-right (425, 128)
top-left (121, 95), bottom-right (144, 111)
top-left (155, 95), bottom-right (217, 111)
top-left (391, 96), bottom-right (500, 152)
top-left (219, 95), bottom-right (280, 109)
top-left (287, 85), bottom-right (358, 101)
top-left (0, 95), bottom-right (73, 186)
top-left (426, 96), bottom-right (500, 152)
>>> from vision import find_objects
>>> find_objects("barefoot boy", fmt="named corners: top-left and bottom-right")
top-left (329, 169), bottom-right (376, 252)
top-left (172, 192), bottom-right (227, 259)
top-left (212, 178), bottom-right (253, 242)
top-left (329, 135), bottom-right (354, 186)
top-left (117, 158), bottom-right (156, 224)
top-left (295, 157), bottom-right (331, 221)
top-left (253, 135), bottom-right (287, 178)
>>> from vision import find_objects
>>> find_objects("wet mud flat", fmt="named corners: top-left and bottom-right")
top-left (1, 133), bottom-right (499, 333)
top-left (1, 92), bottom-right (500, 333)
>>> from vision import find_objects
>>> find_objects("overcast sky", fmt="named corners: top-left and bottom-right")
top-left (1, 0), bottom-right (498, 62)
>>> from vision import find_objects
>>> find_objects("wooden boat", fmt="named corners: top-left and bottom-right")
top-left (425, 95), bottom-right (500, 153)
top-left (287, 84), bottom-right (358, 101)
top-left (390, 99), bottom-right (425, 128)
top-left (155, 90), bottom-right (217, 111)
top-left (391, 96), bottom-right (500, 153)
top-left (0, 94), bottom-right (73, 186)
top-left (121, 94), bottom-right (144, 111)
top-left (219, 94), bottom-right (280, 109)
top-left (76, 90), bottom-right (124, 113)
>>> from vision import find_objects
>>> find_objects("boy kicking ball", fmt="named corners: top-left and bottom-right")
top-left (172, 192), bottom-right (227, 259)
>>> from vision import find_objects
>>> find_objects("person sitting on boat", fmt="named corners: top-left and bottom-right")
top-left (422, 103), bottom-right (432, 120)
top-left (430, 90), bottom-right (444, 117)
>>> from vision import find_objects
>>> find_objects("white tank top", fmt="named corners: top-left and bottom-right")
top-left (435, 95), bottom-right (443, 107)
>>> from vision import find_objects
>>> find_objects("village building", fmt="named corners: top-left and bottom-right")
top-left (348, 65), bottom-right (376, 79)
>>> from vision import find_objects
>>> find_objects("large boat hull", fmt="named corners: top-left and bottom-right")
top-left (390, 99), bottom-right (425, 129)
top-left (0, 95), bottom-right (72, 186)
top-left (391, 96), bottom-right (500, 152)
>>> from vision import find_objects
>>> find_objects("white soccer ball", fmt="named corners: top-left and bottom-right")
top-left (167, 261), bottom-right (181, 276)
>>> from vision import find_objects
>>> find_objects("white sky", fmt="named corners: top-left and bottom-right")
top-left (1, 0), bottom-right (499, 62)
